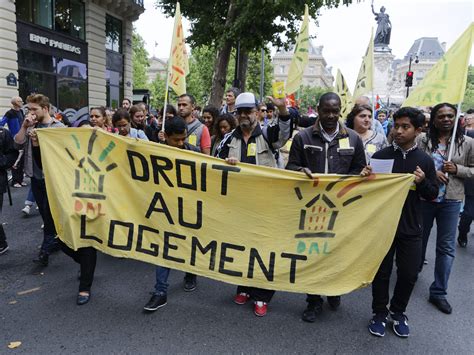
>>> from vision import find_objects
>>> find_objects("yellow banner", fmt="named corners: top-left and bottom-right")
top-left (336, 69), bottom-right (354, 119)
top-left (353, 29), bottom-right (374, 100)
top-left (403, 23), bottom-right (474, 107)
top-left (168, 2), bottom-right (189, 96)
top-left (286, 4), bottom-right (309, 95)
top-left (37, 128), bottom-right (414, 296)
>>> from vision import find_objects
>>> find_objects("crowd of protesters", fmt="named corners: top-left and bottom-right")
top-left (1, 88), bottom-right (473, 339)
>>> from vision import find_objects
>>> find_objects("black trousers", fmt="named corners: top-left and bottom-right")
top-left (237, 286), bottom-right (275, 303)
top-left (459, 195), bottom-right (474, 236)
top-left (31, 177), bottom-right (57, 254)
top-left (0, 193), bottom-right (5, 247)
top-left (372, 232), bottom-right (421, 314)
top-left (59, 240), bottom-right (97, 293)
top-left (11, 153), bottom-right (24, 185)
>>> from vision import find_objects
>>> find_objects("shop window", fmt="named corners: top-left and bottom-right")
top-left (106, 15), bottom-right (122, 53)
top-left (56, 58), bottom-right (87, 79)
top-left (57, 77), bottom-right (87, 110)
top-left (106, 69), bottom-right (122, 109)
top-left (16, 0), bottom-right (84, 40)
top-left (18, 49), bottom-right (55, 73)
top-left (18, 70), bottom-right (57, 107)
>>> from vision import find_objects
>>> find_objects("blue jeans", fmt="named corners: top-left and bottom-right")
top-left (421, 200), bottom-right (461, 299)
top-left (154, 266), bottom-right (171, 295)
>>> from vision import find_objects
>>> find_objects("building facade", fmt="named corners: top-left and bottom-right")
top-left (272, 42), bottom-right (334, 89)
top-left (0, 0), bottom-right (144, 120)
top-left (386, 37), bottom-right (446, 105)
top-left (146, 56), bottom-right (167, 83)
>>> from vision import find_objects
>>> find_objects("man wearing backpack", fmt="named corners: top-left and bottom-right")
top-left (217, 92), bottom-right (293, 317)
top-left (0, 126), bottom-right (19, 254)
top-left (286, 92), bottom-right (366, 322)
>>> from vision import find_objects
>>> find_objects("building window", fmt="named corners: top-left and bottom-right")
top-left (16, 0), bottom-right (85, 40)
top-left (17, 49), bottom-right (88, 111)
top-left (309, 66), bottom-right (315, 74)
top-left (280, 65), bottom-right (285, 74)
top-left (106, 15), bottom-right (122, 53)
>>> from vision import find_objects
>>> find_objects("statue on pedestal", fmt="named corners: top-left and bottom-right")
top-left (371, 1), bottom-right (391, 47)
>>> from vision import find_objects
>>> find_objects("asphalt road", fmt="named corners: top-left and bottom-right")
top-left (1, 183), bottom-right (474, 354)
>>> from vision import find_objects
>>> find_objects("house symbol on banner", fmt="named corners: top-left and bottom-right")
top-left (65, 131), bottom-right (118, 201)
top-left (294, 176), bottom-right (371, 239)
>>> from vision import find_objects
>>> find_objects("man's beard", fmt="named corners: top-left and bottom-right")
top-left (239, 118), bottom-right (255, 130)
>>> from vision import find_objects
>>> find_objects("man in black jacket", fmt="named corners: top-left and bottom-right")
top-left (0, 127), bottom-right (19, 254)
top-left (286, 92), bottom-right (366, 322)
top-left (143, 116), bottom-right (201, 312)
top-left (365, 107), bottom-right (438, 338)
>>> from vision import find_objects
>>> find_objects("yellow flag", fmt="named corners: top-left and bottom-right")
top-left (403, 23), bottom-right (474, 107)
top-left (336, 69), bottom-right (353, 119)
top-left (285, 4), bottom-right (310, 95)
top-left (168, 2), bottom-right (189, 96)
top-left (37, 128), bottom-right (414, 295)
top-left (353, 29), bottom-right (374, 100)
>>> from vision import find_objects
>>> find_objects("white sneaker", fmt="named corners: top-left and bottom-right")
top-left (22, 205), bottom-right (31, 216)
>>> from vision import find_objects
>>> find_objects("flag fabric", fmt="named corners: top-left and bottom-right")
top-left (285, 4), bottom-right (310, 95)
top-left (336, 69), bottom-right (353, 119)
top-left (353, 30), bottom-right (374, 100)
top-left (403, 23), bottom-right (474, 107)
top-left (375, 95), bottom-right (382, 110)
top-left (168, 2), bottom-right (189, 96)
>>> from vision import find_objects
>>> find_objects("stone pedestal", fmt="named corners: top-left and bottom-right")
top-left (374, 50), bottom-right (395, 100)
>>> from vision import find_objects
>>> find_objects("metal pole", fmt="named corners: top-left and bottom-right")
top-left (447, 102), bottom-right (463, 162)
top-left (259, 47), bottom-right (265, 102)
top-left (406, 55), bottom-right (412, 98)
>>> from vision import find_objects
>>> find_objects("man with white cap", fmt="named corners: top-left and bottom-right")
top-left (216, 92), bottom-right (294, 317)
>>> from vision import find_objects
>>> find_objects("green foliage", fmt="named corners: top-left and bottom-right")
top-left (149, 74), bottom-right (178, 110)
top-left (298, 86), bottom-right (331, 114)
top-left (187, 46), bottom-right (216, 105)
top-left (462, 65), bottom-right (474, 111)
top-left (132, 28), bottom-right (150, 89)
top-left (157, 1), bottom-right (355, 52)
top-left (185, 46), bottom-right (274, 106)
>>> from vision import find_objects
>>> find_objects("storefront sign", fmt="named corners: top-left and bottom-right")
top-left (29, 33), bottom-right (81, 55)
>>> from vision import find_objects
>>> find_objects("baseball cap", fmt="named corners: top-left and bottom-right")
top-left (235, 92), bottom-right (257, 109)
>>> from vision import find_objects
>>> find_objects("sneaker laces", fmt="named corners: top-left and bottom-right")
top-left (255, 301), bottom-right (266, 307)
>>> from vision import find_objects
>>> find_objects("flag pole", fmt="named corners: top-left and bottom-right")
top-left (447, 102), bottom-right (463, 162)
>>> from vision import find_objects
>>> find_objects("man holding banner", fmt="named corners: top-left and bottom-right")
top-left (286, 92), bottom-right (366, 323)
top-left (217, 92), bottom-right (292, 317)
top-left (144, 116), bottom-right (201, 312)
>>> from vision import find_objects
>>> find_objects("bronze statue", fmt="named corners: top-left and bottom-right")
top-left (371, 1), bottom-right (391, 46)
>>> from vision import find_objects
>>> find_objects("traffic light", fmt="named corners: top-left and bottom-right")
top-left (405, 71), bottom-right (414, 87)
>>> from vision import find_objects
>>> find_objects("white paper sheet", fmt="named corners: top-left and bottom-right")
top-left (370, 158), bottom-right (394, 174)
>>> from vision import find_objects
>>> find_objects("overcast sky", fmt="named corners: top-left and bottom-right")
top-left (135, 0), bottom-right (473, 90)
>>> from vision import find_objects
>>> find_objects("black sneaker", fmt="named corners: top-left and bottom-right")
top-left (33, 252), bottom-right (49, 266)
top-left (327, 296), bottom-right (341, 310)
top-left (458, 233), bottom-right (468, 248)
top-left (302, 300), bottom-right (323, 323)
top-left (429, 297), bottom-right (452, 314)
top-left (183, 274), bottom-right (197, 292)
top-left (0, 244), bottom-right (9, 255)
top-left (143, 294), bottom-right (167, 312)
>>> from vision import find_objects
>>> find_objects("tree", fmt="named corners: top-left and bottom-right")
top-left (462, 65), bottom-right (474, 111)
top-left (132, 28), bottom-right (150, 89)
top-left (156, 0), bottom-right (355, 106)
top-left (298, 86), bottom-right (331, 114)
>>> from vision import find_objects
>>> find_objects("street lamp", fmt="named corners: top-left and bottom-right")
top-left (405, 54), bottom-right (419, 98)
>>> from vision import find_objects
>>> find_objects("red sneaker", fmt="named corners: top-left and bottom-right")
top-left (254, 301), bottom-right (268, 317)
top-left (233, 292), bottom-right (250, 305)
